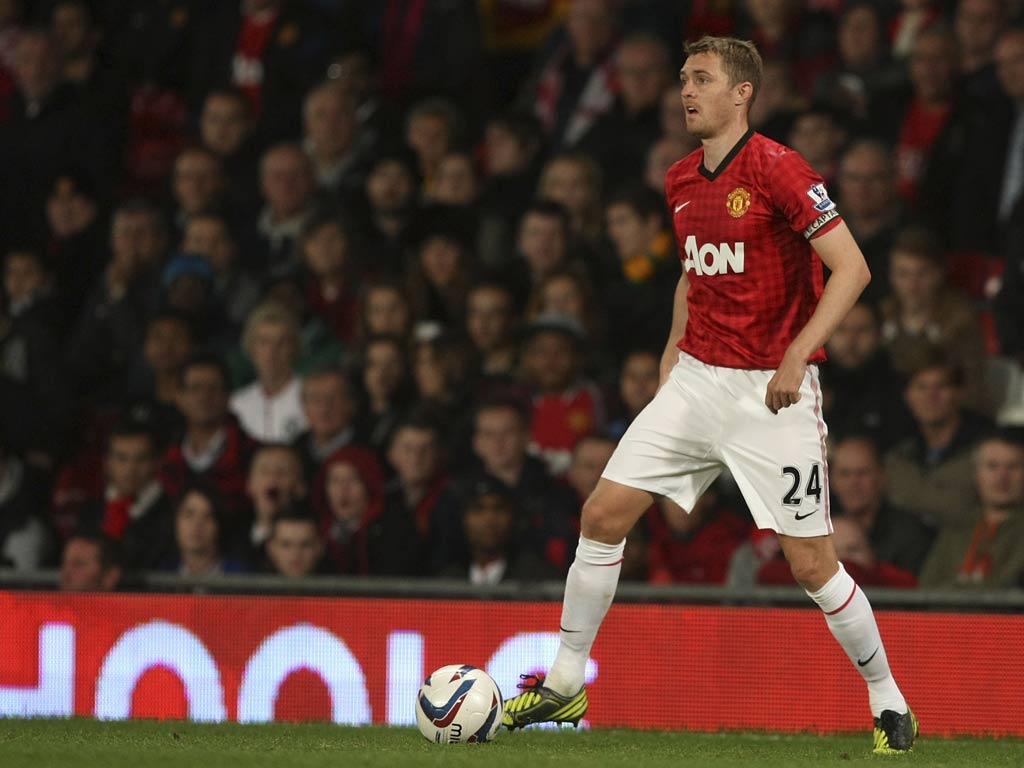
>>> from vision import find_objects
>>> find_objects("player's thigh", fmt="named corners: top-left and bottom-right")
top-left (601, 352), bottom-right (723, 514)
top-left (720, 365), bottom-right (831, 537)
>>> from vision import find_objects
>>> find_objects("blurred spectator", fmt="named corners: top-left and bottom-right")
top-left (197, 87), bottom-right (260, 217)
top-left (248, 143), bottom-right (319, 273)
top-left (1, 247), bottom-right (71, 465)
top-left (830, 434), bottom-right (934, 575)
top-left (66, 200), bottom-right (168, 405)
top-left (736, 0), bottom-right (834, 96)
top-left (43, 169), bottom-right (105, 324)
top-left (160, 354), bottom-right (257, 521)
top-left (298, 208), bottom-right (362, 345)
top-left (189, 0), bottom-right (334, 143)
top-left (412, 332), bottom-right (477, 434)
top-left (993, 27), bottom-right (1024, 241)
top-left (879, 227), bottom-right (987, 411)
top-left (265, 507), bottom-right (326, 578)
top-left (525, 267), bottom-right (604, 351)
top-left (168, 146), bottom-right (228, 236)
top-left (827, 516), bottom-right (917, 587)
top-left (58, 531), bottom-right (121, 591)
top-left (565, 432), bottom-right (612, 500)
top-left (430, 396), bottom-right (578, 572)
top-left (244, 443), bottom-right (308, 564)
top-left (537, 151), bottom-right (605, 249)
top-left (648, 484), bottom-right (748, 584)
top-left (644, 134), bottom-right (694, 196)
top-left (835, 139), bottom-right (901, 304)
top-left (995, 219), bottom-right (1024, 359)
top-left (406, 208), bottom-right (476, 327)
top-left (464, 279), bottom-right (519, 380)
top-left (606, 349), bottom-right (660, 440)
top-left (384, 415), bottom-right (449, 546)
top-left (181, 211), bottom-right (261, 337)
top-left (428, 151), bottom-right (480, 207)
top-left (918, 431), bottom-right (1024, 587)
top-left (0, 28), bottom-right (115, 247)
top-left (892, 26), bottom-right (956, 204)
top-left (889, 0), bottom-right (941, 60)
top-left (358, 334), bottom-right (414, 451)
top-left (919, 19), bottom-right (1015, 256)
top-left (361, 147), bottom-right (420, 276)
top-left (405, 98), bottom-right (461, 198)
top-left (812, 1), bottom-right (903, 126)
top-left (603, 184), bottom-right (676, 361)
top-left (291, 365), bottom-right (361, 483)
top-left (522, 0), bottom-right (620, 149)
top-left (357, 278), bottom-right (413, 342)
top-left (164, 483), bottom-right (247, 576)
top-left (521, 314), bottom-right (603, 477)
top-left (77, 421), bottom-right (174, 571)
top-left (158, 252), bottom-right (226, 349)
top-left (316, 445), bottom-right (422, 575)
top-left (0, 440), bottom-right (53, 569)
top-left (50, 0), bottom-right (128, 120)
top-left (477, 110), bottom-right (544, 266)
top-left (439, 475), bottom-right (558, 583)
top-left (510, 200), bottom-right (573, 304)
top-left (0, 0), bottom-right (24, 120)
top-left (821, 301), bottom-right (911, 449)
top-left (302, 80), bottom-right (374, 201)
top-left (748, 59), bottom-right (802, 142)
top-left (580, 32), bottom-right (672, 185)
top-left (126, 310), bottom-right (193, 443)
top-left (361, 0), bottom-right (483, 114)
top-left (786, 104), bottom-right (847, 189)
top-left (230, 300), bottom-right (308, 442)
top-left (885, 350), bottom-right (993, 531)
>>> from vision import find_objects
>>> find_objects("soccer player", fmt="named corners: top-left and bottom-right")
top-left (502, 36), bottom-right (918, 754)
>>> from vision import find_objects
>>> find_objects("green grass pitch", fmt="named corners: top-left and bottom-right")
top-left (0, 720), bottom-right (1021, 768)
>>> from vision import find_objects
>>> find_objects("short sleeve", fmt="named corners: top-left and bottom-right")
top-left (768, 150), bottom-right (843, 240)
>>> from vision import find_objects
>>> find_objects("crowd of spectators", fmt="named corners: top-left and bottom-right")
top-left (1, 0), bottom-right (1023, 593)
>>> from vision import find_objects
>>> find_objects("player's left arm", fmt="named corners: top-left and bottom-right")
top-left (764, 221), bottom-right (871, 414)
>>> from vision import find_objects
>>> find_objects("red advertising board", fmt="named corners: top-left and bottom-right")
top-left (0, 591), bottom-right (1020, 736)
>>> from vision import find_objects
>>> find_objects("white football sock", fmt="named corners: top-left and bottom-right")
top-left (545, 536), bottom-right (624, 697)
top-left (806, 563), bottom-right (907, 718)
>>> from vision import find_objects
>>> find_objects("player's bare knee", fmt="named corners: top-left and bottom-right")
top-left (580, 495), bottom-right (630, 544)
top-left (788, 557), bottom-right (832, 591)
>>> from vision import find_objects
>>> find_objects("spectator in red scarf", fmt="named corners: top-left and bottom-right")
top-left (316, 445), bottom-right (423, 575)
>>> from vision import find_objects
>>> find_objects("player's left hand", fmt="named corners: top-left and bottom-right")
top-left (765, 354), bottom-right (806, 414)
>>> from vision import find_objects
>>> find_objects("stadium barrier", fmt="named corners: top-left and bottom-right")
top-left (0, 578), bottom-right (1022, 737)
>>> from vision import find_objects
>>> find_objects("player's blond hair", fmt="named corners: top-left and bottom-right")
top-left (684, 36), bottom-right (763, 107)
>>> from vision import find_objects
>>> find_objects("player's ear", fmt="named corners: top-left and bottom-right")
top-left (734, 81), bottom-right (753, 107)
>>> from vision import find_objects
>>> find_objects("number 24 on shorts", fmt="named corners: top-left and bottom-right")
top-left (781, 463), bottom-right (822, 507)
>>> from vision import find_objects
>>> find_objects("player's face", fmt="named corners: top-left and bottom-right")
top-left (975, 442), bottom-right (1024, 509)
top-left (678, 52), bottom-right (740, 139)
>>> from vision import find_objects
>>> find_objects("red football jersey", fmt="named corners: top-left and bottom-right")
top-left (665, 130), bottom-right (842, 369)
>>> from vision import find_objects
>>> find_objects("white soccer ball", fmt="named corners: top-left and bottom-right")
top-left (415, 664), bottom-right (503, 744)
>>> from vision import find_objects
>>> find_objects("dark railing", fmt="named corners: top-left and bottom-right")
top-left (3, 568), bottom-right (1023, 612)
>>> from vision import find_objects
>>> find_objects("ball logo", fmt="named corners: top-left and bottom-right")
top-left (726, 187), bottom-right (751, 218)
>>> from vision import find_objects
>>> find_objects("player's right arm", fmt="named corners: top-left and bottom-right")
top-left (659, 272), bottom-right (689, 388)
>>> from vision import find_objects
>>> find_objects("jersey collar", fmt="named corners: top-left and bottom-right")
top-left (699, 128), bottom-right (755, 181)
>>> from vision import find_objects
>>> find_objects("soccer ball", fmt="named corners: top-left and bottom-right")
top-left (415, 664), bottom-right (503, 744)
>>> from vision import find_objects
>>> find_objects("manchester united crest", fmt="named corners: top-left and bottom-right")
top-left (726, 187), bottom-right (751, 218)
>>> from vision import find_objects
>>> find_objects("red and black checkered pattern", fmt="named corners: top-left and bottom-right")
top-left (666, 131), bottom-right (842, 370)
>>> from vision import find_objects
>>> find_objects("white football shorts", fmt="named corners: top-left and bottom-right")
top-left (602, 351), bottom-right (832, 537)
